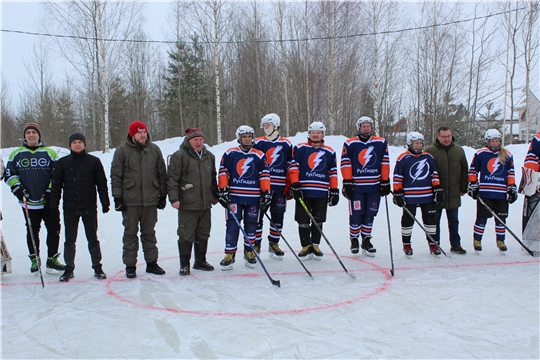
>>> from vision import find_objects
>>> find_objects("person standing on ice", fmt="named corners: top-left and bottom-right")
top-left (167, 128), bottom-right (218, 276)
top-left (253, 113), bottom-right (293, 260)
top-left (50, 132), bottom-right (110, 282)
top-left (425, 126), bottom-right (469, 255)
top-left (467, 129), bottom-right (516, 254)
top-left (340, 116), bottom-right (390, 256)
top-left (289, 121), bottom-right (339, 260)
top-left (111, 120), bottom-right (168, 278)
top-left (4, 123), bottom-right (66, 274)
top-left (217, 125), bottom-right (271, 270)
top-left (392, 132), bottom-right (444, 257)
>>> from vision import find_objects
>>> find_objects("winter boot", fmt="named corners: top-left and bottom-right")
top-left (244, 250), bottom-right (257, 268)
top-left (450, 246), bottom-right (467, 255)
top-left (93, 265), bottom-right (107, 279)
top-left (193, 241), bottom-right (214, 271)
top-left (429, 243), bottom-right (441, 256)
top-left (298, 245), bottom-right (313, 261)
top-left (474, 239), bottom-right (482, 252)
top-left (179, 241), bottom-right (192, 275)
top-left (497, 240), bottom-right (507, 254)
top-left (46, 253), bottom-right (66, 275)
top-left (28, 255), bottom-right (39, 273)
top-left (59, 266), bottom-right (74, 282)
top-left (126, 266), bottom-right (137, 278)
top-left (361, 236), bottom-right (376, 257)
top-left (350, 238), bottom-right (360, 254)
top-left (220, 253), bottom-right (235, 271)
top-left (311, 244), bottom-right (323, 260)
top-left (268, 241), bottom-right (284, 260)
top-left (253, 241), bottom-right (261, 255)
top-left (146, 262), bottom-right (166, 275)
top-left (403, 243), bottom-right (413, 257)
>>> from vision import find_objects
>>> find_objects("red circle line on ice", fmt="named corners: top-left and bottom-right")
top-left (104, 255), bottom-right (393, 317)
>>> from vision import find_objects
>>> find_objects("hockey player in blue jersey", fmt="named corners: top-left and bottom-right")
top-left (217, 126), bottom-right (271, 270)
top-left (393, 132), bottom-right (444, 256)
top-left (253, 114), bottom-right (293, 260)
top-left (340, 116), bottom-right (390, 256)
top-left (289, 121), bottom-right (339, 260)
top-left (467, 129), bottom-right (516, 254)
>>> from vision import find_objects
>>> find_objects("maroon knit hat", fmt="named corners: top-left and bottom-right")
top-left (23, 123), bottom-right (42, 139)
top-left (185, 127), bottom-right (204, 141)
top-left (128, 120), bottom-right (148, 137)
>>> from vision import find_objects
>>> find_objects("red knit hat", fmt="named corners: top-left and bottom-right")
top-left (185, 127), bottom-right (204, 141)
top-left (128, 120), bottom-right (148, 137)
top-left (23, 123), bottom-right (42, 139)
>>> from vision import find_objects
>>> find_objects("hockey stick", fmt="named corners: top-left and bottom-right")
top-left (298, 198), bottom-right (356, 280)
top-left (477, 197), bottom-right (538, 257)
top-left (264, 212), bottom-right (313, 279)
top-left (23, 199), bottom-right (45, 289)
top-left (384, 195), bottom-right (395, 276)
top-left (401, 204), bottom-right (448, 257)
top-left (228, 207), bottom-right (281, 287)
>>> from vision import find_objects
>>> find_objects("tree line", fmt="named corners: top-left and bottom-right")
top-left (1, 0), bottom-right (538, 151)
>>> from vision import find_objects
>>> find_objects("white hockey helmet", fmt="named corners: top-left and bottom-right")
top-left (235, 125), bottom-right (255, 141)
top-left (407, 131), bottom-right (424, 145)
top-left (308, 121), bottom-right (326, 134)
top-left (260, 113), bottom-right (280, 128)
top-left (485, 129), bottom-right (501, 141)
top-left (356, 116), bottom-right (374, 129)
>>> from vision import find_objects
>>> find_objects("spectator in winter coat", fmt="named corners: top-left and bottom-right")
top-left (4, 123), bottom-right (65, 274)
top-left (111, 120), bottom-right (168, 279)
top-left (467, 129), bottom-right (516, 253)
top-left (340, 116), bottom-right (390, 257)
top-left (217, 125), bottom-right (271, 270)
top-left (50, 132), bottom-right (110, 282)
top-left (253, 113), bottom-right (293, 260)
top-left (393, 132), bottom-right (444, 257)
top-left (425, 126), bottom-right (469, 254)
top-left (289, 121), bottom-right (339, 260)
top-left (167, 128), bottom-right (218, 276)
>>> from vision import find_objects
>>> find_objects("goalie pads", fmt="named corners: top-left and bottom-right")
top-left (1, 229), bottom-right (12, 275)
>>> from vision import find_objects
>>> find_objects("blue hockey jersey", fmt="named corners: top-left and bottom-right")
top-left (524, 132), bottom-right (540, 172)
top-left (254, 136), bottom-right (292, 193)
top-left (393, 151), bottom-right (440, 205)
top-left (468, 148), bottom-right (515, 200)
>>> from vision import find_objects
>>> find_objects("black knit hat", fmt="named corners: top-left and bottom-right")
top-left (68, 132), bottom-right (86, 146)
top-left (23, 123), bottom-right (42, 140)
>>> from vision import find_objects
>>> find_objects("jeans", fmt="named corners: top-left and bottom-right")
top-left (434, 207), bottom-right (461, 247)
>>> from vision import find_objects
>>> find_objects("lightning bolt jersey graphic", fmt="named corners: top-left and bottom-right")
top-left (467, 148), bottom-right (515, 200)
top-left (487, 157), bottom-right (503, 176)
top-left (409, 158), bottom-right (430, 182)
top-left (266, 146), bottom-right (283, 167)
top-left (358, 146), bottom-right (377, 168)
top-left (308, 151), bottom-right (326, 171)
top-left (236, 157), bottom-right (254, 178)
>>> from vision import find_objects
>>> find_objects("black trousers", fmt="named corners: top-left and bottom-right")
top-left (22, 207), bottom-right (60, 258)
top-left (63, 209), bottom-right (102, 269)
top-left (295, 197), bottom-right (328, 246)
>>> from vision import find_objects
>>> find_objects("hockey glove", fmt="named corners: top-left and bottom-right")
top-left (40, 188), bottom-right (52, 205)
top-left (328, 188), bottom-right (340, 207)
top-left (433, 186), bottom-right (444, 207)
top-left (114, 197), bottom-right (127, 212)
top-left (291, 182), bottom-right (303, 201)
top-left (259, 190), bottom-right (272, 213)
top-left (393, 189), bottom-right (405, 207)
top-left (467, 182), bottom-right (479, 200)
top-left (218, 187), bottom-right (231, 209)
top-left (379, 179), bottom-right (391, 197)
top-left (11, 184), bottom-right (29, 202)
top-left (342, 180), bottom-right (355, 200)
top-left (507, 184), bottom-right (518, 204)
top-left (157, 195), bottom-right (167, 210)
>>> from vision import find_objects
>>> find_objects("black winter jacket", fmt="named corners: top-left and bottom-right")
top-left (50, 150), bottom-right (110, 210)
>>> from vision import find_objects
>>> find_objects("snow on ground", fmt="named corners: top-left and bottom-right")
top-left (1, 135), bottom-right (538, 359)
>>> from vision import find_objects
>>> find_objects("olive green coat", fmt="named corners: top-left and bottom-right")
top-left (167, 137), bottom-right (218, 211)
top-left (425, 139), bottom-right (468, 209)
top-left (111, 134), bottom-right (167, 206)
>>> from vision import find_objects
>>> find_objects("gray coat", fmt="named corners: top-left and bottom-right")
top-left (425, 139), bottom-right (468, 209)
top-left (111, 134), bottom-right (167, 206)
top-left (167, 137), bottom-right (218, 211)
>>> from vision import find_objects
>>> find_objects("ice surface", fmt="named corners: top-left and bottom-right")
top-left (1, 135), bottom-right (538, 359)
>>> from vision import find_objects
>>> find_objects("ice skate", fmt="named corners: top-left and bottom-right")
top-left (220, 253), bottom-right (235, 271)
top-left (268, 242), bottom-right (284, 260)
top-left (361, 236), bottom-right (376, 257)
